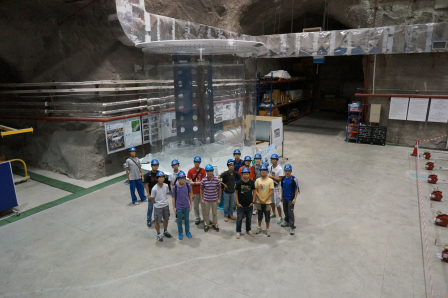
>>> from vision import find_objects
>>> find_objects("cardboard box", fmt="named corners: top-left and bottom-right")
top-left (370, 104), bottom-right (381, 123)
top-left (260, 108), bottom-right (279, 117)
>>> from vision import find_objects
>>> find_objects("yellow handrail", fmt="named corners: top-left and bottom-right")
top-left (8, 159), bottom-right (30, 181)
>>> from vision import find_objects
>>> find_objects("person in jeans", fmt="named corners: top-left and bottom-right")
top-left (150, 171), bottom-right (172, 242)
top-left (254, 164), bottom-right (274, 237)
top-left (280, 164), bottom-right (300, 235)
top-left (219, 159), bottom-right (241, 222)
top-left (238, 156), bottom-right (256, 179)
top-left (125, 147), bottom-right (147, 205)
top-left (172, 171), bottom-right (193, 240)
top-left (269, 153), bottom-right (284, 224)
top-left (252, 153), bottom-right (263, 215)
top-left (235, 167), bottom-right (256, 239)
top-left (233, 149), bottom-right (244, 174)
top-left (187, 156), bottom-right (206, 225)
top-left (201, 164), bottom-right (221, 233)
top-left (144, 159), bottom-right (160, 227)
top-left (168, 159), bottom-right (181, 191)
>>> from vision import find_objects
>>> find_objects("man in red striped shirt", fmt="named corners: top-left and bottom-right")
top-left (200, 164), bottom-right (221, 233)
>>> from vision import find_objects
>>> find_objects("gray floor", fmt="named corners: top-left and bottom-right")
top-left (0, 112), bottom-right (446, 298)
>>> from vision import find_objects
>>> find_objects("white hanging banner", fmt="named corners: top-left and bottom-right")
top-left (270, 117), bottom-right (283, 147)
top-left (428, 99), bottom-right (448, 123)
top-left (389, 97), bottom-right (409, 120)
top-left (407, 98), bottom-right (429, 121)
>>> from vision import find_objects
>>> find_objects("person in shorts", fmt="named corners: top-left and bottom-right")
top-left (254, 164), bottom-right (274, 237)
top-left (168, 159), bottom-right (181, 191)
top-left (219, 159), bottom-right (241, 222)
top-left (280, 164), bottom-right (300, 235)
top-left (172, 171), bottom-right (193, 240)
top-left (151, 171), bottom-right (172, 242)
top-left (144, 159), bottom-right (160, 227)
top-left (125, 147), bottom-right (147, 204)
top-left (187, 156), bottom-right (206, 225)
top-left (269, 153), bottom-right (284, 224)
top-left (201, 164), bottom-right (221, 233)
top-left (235, 167), bottom-right (256, 239)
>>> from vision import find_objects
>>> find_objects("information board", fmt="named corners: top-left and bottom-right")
top-left (407, 98), bottom-right (429, 121)
top-left (389, 97), bottom-right (409, 120)
top-left (105, 118), bottom-right (142, 154)
top-left (428, 99), bottom-right (448, 123)
top-left (124, 117), bottom-right (143, 148)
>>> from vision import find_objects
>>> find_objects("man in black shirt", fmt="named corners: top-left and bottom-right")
top-left (235, 167), bottom-right (256, 239)
top-left (144, 159), bottom-right (160, 227)
top-left (219, 159), bottom-right (241, 222)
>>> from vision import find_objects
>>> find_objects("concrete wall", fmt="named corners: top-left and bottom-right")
top-left (365, 53), bottom-right (448, 148)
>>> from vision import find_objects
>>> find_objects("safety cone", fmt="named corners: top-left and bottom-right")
top-left (411, 140), bottom-right (419, 156)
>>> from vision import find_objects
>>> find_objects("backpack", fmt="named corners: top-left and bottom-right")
top-left (281, 176), bottom-right (298, 191)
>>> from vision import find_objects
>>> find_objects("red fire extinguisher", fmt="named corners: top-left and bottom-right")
top-left (435, 210), bottom-right (448, 227)
top-left (428, 173), bottom-right (438, 184)
top-left (430, 188), bottom-right (443, 201)
top-left (441, 244), bottom-right (448, 262)
top-left (423, 152), bottom-right (431, 160)
top-left (426, 162), bottom-right (434, 170)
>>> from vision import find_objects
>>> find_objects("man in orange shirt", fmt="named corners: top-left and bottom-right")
top-left (238, 156), bottom-right (255, 180)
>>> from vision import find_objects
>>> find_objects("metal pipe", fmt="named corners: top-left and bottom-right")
top-left (0, 79), bottom-right (173, 88)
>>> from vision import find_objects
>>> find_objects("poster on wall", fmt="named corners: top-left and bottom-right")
top-left (237, 100), bottom-right (243, 118)
top-left (105, 120), bottom-right (126, 154)
top-left (149, 114), bottom-right (161, 145)
top-left (257, 144), bottom-right (281, 168)
top-left (162, 112), bottom-right (172, 140)
top-left (123, 117), bottom-right (142, 148)
top-left (231, 101), bottom-right (236, 118)
top-left (214, 103), bottom-right (223, 124)
top-left (142, 115), bottom-right (151, 144)
top-left (428, 99), bottom-right (448, 123)
top-left (389, 97), bottom-right (409, 120)
top-left (170, 112), bottom-right (177, 137)
top-left (407, 98), bottom-right (429, 121)
top-left (270, 117), bottom-right (283, 147)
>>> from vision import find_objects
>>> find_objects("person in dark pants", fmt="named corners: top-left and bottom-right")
top-left (280, 164), bottom-right (300, 235)
top-left (219, 159), bottom-right (241, 222)
top-left (235, 167), bottom-right (256, 239)
top-left (125, 147), bottom-right (147, 204)
top-left (254, 164), bottom-right (274, 237)
top-left (144, 159), bottom-right (160, 227)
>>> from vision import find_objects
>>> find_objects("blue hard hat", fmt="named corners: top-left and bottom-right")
top-left (177, 171), bottom-right (186, 178)
top-left (194, 156), bottom-right (202, 162)
top-left (205, 164), bottom-right (214, 171)
top-left (241, 167), bottom-right (251, 173)
top-left (260, 164), bottom-right (268, 170)
top-left (171, 159), bottom-right (179, 166)
top-left (270, 153), bottom-right (279, 160)
top-left (129, 147), bottom-right (137, 152)
top-left (244, 156), bottom-right (252, 161)
top-left (151, 159), bottom-right (159, 165)
top-left (156, 171), bottom-right (165, 177)
top-left (233, 149), bottom-right (241, 155)
top-left (254, 153), bottom-right (262, 159)
top-left (227, 159), bottom-right (234, 166)
top-left (284, 164), bottom-right (292, 171)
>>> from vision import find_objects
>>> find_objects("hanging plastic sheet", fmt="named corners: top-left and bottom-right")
top-left (367, 28), bottom-right (384, 54)
top-left (389, 25), bottom-right (406, 54)
top-left (406, 24), bottom-right (432, 53)
top-left (266, 35), bottom-right (281, 57)
top-left (333, 30), bottom-right (349, 55)
top-left (298, 32), bottom-right (316, 56)
top-left (317, 31), bottom-right (332, 56)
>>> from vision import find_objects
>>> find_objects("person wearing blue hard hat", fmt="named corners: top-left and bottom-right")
top-left (233, 149), bottom-right (244, 173)
top-left (254, 164), bottom-right (274, 237)
top-left (172, 171), bottom-right (193, 240)
top-left (268, 153), bottom-right (284, 225)
top-left (219, 159), bottom-right (241, 222)
top-left (235, 167), bottom-right (256, 239)
top-left (238, 156), bottom-right (255, 180)
top-left (143, 158), bottom-right (160, 227)
top-left (168, 159), bottom-right (181, 191)
top-left (280, 164), bottom-right (299, 235)
top-left (187, 156), bottom-right (206, 225)
top-left (252, 153), bottom-right (263, 215)
top-left (201, 164), bottom-right (221, 233)
top-left (125, 147), bottom-right (147, 205)
top-left (150, 171), bottom-right (172, 242)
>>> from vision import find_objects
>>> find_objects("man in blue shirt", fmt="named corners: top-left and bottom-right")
top-left (233, 149), bottom-right (244, 175)
top-left (280, 164), bottom-right (299, 235)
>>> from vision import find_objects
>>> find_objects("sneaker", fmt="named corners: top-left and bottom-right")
top-left (277, 217), bottom-right (283, 224)
top-left (213, 224), bottom-right (220, 232)
top-left (290, 228), bottom-right (295, 235)
top-left (186, 232), bottom-right (192, 239)
top-left (133, 202), bottom-right (139, 205)
top-left (252, 210), bottom-right (257, 215)
top-left (266, 230), bottom-right (271, 237)
top-left (236, 232), bottom-right (241, 239)
top-left (178, 233), bottom-right (183, 240)
top-left (270, 213), bottom-right (276, 218)
top-left (281, 221), bottom-right (289, 227)
top-left (163, 231), bottom-right (172, 238)
top-left (256, 227), bottom-right (262, 234)
top-left (147, 221), bottom-right (152, 228)
top-left (195, 219), bottom-right (200, 225)
top-left (224, 217), bottom-right (229, 222)
top-left (247, 231), bottom-right (255, 237)
top-left (230, 216), bottom-right (236, 220)
top-left (157, 234), bottom-right (163, 242)
top-left (204, 225), bottom-right (209, 232)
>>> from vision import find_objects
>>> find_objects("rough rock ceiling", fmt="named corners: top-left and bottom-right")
top-left (145, 0), bottom-right (448, 35)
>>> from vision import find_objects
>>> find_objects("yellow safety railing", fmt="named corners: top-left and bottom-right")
top-left (0, 125), bottom-right (33, 137)
top-left (9, 159), bottom-right (30, 183)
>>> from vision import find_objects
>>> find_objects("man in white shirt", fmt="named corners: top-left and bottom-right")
top-left (268, 153), bottom-right (284, 224)
top-left (150, 171), bottom-right (172, 242)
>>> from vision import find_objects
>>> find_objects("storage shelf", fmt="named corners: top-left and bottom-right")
top-left (260, 77), bottom-right (306, 84)
top-left (345, 103), bottom-right (362, 144)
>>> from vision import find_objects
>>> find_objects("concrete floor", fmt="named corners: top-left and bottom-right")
top-left (0, 112), bottom-right (446, 298)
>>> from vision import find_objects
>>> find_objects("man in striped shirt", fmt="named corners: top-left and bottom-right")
top-left (200, 164), bottom-right (222, 233)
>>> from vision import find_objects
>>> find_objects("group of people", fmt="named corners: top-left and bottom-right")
top-left (125, 148), bottom-right (300, 242)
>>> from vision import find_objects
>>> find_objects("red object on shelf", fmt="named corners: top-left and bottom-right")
top-left (423, 152), bottom-right (431, 159)
top-left (430, 190), bottom-right (443, 201)
top-left (426, 162), bottom-right (435, 170)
